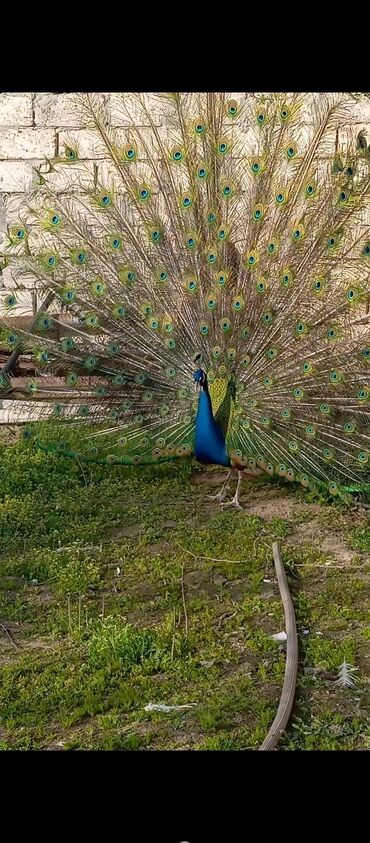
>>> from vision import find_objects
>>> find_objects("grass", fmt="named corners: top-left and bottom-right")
top-left (0, 429), bottom-right (369, 750)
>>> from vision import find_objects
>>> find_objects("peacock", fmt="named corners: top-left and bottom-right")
top-left (1, 91), bottom-right (370, 508)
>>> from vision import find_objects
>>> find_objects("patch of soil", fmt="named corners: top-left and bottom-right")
top-left (182, 567), bottom-right (230, 597)
top-left (192, 470), bottom-right (228, 488)
top-left (143, 541), bottom-right (172, 558)
top-left (286, 520), bottom-right (355, 565)
top-left (109, 524), bottom-right (143, 539)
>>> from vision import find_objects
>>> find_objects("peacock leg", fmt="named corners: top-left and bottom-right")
top-left (205, 469), bottom-right (233, 503)
top-left (221, 470), bottom-right (243, 511)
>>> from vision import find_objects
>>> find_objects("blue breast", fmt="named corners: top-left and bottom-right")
top-left (195, 389), bottom-right (231, 467)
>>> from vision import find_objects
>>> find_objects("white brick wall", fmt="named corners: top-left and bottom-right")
top-left (34, 93), bottom-right (86, 128)
top-left (0, 128), bottom-right (55, 160)
top-left (1, 91), bottom-right (370, 311)
top-left (0, 94), bottom-right (33, 127)
top-left (0, 160), bottom-right (37, 193)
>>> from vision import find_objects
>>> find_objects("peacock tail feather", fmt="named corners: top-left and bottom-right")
top-left (2, 92), bottom-right (370, 497)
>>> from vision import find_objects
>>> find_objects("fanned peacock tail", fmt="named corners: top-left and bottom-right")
top-left (2, 92), bottom-right (370, 497)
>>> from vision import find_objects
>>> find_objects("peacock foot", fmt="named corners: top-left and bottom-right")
top-left (221, 495), bottom-right (243, 511)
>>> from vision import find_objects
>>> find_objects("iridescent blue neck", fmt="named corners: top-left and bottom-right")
top-left (194, 379), bottom-right (230, 467)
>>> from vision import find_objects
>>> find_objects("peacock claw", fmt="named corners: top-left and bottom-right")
top-left (221, 497), bottom-right (243, 511)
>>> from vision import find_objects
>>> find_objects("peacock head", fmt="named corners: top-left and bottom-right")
top-left (192, 352), bottom-right (207, 390)
top-left (193, 368), bottom-right (207, 390)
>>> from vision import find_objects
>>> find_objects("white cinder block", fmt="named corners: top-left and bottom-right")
top-left (350, 97), bottom-right (370, 122)
top-left (98, 159), bottom-right (125, 191)
top-left (108, 92), bottom-right (163, 127)
top-left (57, 129), bottom-right (108, 159)
top-left (339, 122), bottom-right (370, 148)
top-left (58, 126), bottom-right (153, 161)
top-left (0, 93), bottom-right (33, 127)
top-left (42, 160), bottom-right (95, 192)
top-left (34, 92), bottom-right (87, 128)
top-left (0, 194), bottom-right (6, 230)
top-left (0, 128), bottom-right (55, 160)
top-left (0, 192), bottom-right (28, 218)
top-left (0, 161), bottom-right (39, 193)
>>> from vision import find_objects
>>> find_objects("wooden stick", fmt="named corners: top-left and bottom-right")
top-left (180, 562), bottom-right (188, 637)
top-left (0, 622), bottom-right (19, 650)
top-left (259, 542), bottom-right (298, 751)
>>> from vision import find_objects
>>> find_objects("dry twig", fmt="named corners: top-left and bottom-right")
top-left (0, 622), bottom-right (19, 650)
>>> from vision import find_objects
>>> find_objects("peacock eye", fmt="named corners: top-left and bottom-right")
top-left (48, 256), bottom-right (55, 265)
top-left (52, 215), bottom-right (60, 224)
top-left (5, 294), bottom-right (16, 306)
